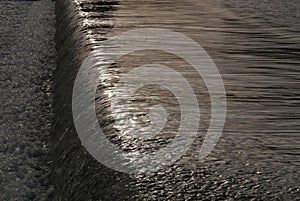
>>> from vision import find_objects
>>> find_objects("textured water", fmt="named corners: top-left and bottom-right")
top-left (0, 0), bottom-right (55, 200)
top-left (53, 0), bottom-right (300, 199)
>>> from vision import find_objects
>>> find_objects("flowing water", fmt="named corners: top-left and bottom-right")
top-left (53, 0), bottom-right (300, 199)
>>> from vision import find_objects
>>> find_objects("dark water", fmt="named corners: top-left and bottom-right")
top-left (53, 0), bottom-right (300, 199)
top-left (0, 0), bottom-right (55, 200)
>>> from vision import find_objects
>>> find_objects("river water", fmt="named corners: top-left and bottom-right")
top-left (53, 0), bottom-right (300, 199)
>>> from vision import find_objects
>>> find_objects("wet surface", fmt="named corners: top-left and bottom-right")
top-left (53, 0), bottom-right (300, 200)
top-left (217, 0), bottom-right (300, 30)
top-left (0, 0), bottom-right (56, 200)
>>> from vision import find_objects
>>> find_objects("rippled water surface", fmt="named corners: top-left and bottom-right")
top-left (54, 0), bottom-right (300, 199)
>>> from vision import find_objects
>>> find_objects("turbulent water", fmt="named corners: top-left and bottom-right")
top-left (0, 0), bottom-right (55, 200)
top-left (53, 0), bottom-right (300, 199)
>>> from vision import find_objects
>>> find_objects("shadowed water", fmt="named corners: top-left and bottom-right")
top-left (53, 0), bottom-right (300, 199)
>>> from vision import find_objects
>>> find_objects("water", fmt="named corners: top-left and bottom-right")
top-left (0, 0), bottom-right (55, 200)
top-left (53, 0), bottom-right (300, 199)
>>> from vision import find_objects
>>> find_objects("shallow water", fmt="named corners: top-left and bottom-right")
top-left (53, 0), bottom-right (300, 199)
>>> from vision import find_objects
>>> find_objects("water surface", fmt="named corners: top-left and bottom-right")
top-left (54, 0), bottom-right (300, 199)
